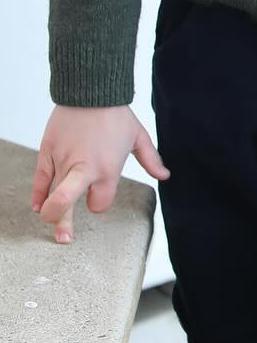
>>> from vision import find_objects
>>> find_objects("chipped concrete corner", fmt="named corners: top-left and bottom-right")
top-left (0, 139), bottom-right (156, 343)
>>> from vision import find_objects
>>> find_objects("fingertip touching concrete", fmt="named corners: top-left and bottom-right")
top-left (0, 138), bottom-right (156, 343)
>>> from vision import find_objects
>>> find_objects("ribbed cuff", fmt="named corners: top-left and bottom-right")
top-left (49, 38), bottom-right (136, 107)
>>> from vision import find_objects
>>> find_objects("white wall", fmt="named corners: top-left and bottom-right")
top-left (0, 0), bottom-right (175, 288)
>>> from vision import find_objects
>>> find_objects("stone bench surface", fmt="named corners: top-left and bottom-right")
top-left (0, 138), bottom-right (156, 343)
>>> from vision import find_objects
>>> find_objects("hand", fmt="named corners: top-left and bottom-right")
top-left (31, 105), bottom-right (171, 244)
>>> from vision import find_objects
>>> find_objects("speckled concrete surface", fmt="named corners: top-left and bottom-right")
top-left (0, 138), bottom-right (156, 343)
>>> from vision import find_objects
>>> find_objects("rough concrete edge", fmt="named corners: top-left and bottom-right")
top-left (0, 137), bottom-right (158, 343)
top-left (0, 137), bottom-right (36, 152)
top-left (122, 187), bottom-right (157, 343)
top-left (122, 263), bottom-right (147, 343)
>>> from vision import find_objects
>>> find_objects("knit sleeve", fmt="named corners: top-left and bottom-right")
top-left (48, 0), bottom-right (142, 107)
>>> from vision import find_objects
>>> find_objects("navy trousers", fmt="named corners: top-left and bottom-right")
top-left (152, 2), bottom-right (257, 342)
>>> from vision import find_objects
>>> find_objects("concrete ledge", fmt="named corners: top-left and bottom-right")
top-left (0, 138), bottom-right (156, 343)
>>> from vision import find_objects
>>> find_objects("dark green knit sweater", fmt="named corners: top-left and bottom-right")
top-left (48, 0), bottom-right (257, 107)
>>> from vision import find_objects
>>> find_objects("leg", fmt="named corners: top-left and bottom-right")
top-left (152, 3), bottom-right (257, 342)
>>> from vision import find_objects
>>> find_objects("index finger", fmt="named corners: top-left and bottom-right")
top-left (40, 163), bottom-right (94, 223)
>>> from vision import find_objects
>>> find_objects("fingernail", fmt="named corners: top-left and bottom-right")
top-left (56, 232), bottom-right (72, 244)
top-left (32, 204), bottom-right (40, 212)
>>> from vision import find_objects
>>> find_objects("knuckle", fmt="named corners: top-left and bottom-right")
top-left (100, 163), bottom-right (117, 178)
top-left (69, 160), bottom-right (88, 174)
top-left (32, 187), bottom-right (46, 199)
top-left (37, 152), bottom-right (54, 174)
top-left (40, 138), bottom-right (54, 153)
top-left (35, 168), bottom-right (52, 183)
top-left (65, 159), bottom-right (92, 177)
top-left (140, 129), bottom-right (151, 145)
top-left (56, 152), bottom-right (71, 170)
top-left (102, 168), bottom-right (113, 179)
top-left (51, 190), bottom-right (71, 209)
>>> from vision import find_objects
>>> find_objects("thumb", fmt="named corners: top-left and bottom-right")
top-left (132, 127), bottom-right (171, 180)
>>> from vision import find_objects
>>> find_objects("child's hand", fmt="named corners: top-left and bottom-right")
top-left (31, 105), bottom-right (171, 244)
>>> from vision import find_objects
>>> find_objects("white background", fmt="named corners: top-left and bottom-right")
top-left (0, 0), bottom-right (175, 288)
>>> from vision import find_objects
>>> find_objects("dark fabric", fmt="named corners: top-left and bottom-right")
top-left (152, 3), bottom-right (257, 343)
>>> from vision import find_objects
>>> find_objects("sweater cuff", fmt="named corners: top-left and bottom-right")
top-left (49, 38), bottom-right (136, 107)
